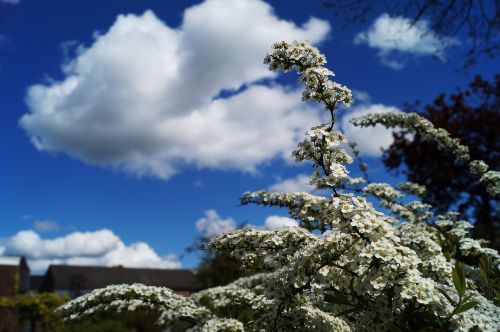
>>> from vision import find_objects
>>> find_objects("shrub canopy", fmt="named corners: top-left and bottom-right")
top-left (59, 41), bottom-right (499, 332)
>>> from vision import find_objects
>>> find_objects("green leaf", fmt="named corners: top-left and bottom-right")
top-left (450, 244), bottom-right (457, 258)
top-left (479, 266), bottom-right (489, 284)
top-left (479, 256), bottom-right (491, 284)
top-left (454, 301), bottom-right (479, 315)
top-left (452, 261), bottom-right (466, 298)
top-left (479, 255), bottom-right (491, 270)
top-left (461, 293), bottom-right (472, 304)
top-left (493, 283), bottom-right (500, 293)
top-left (435, 232), bottom-right (444, 245)
top-left (494, 288), bottom-right (500, 304)
top-left (437, 287), bottom-right (455, 305)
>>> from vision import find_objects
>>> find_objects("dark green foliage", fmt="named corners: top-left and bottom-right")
top-left (478, 256), bottom-right (500, 305)
top-left (0, 293), bottom-right (67, 332)
top-left (195, 245), bottom-right (252, 288)
top-left (0, 293), bottom-right (164, 332)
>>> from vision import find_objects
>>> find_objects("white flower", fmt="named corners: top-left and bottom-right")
top-left (400, 288), bottom-right (414, 300)
top-left (340, 203), bottom-right (353, 214)
top-left (370, 276), bottom-right (386, 290)
top-left (318, 266), bottom-right (330, 276)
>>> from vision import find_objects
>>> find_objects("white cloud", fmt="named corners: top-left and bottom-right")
top-left (196, 209), bottom-right (236, 238)
top-left (352, 90), bottom-right (371, 103)
top-left (264, 215), bottom-right (298, 230)
top-left (269, 174), bottom-right (315, 193)
top-left (20, 0), bottom-right (330, 179)
top-left (33, 220), bottom-right (59, 232)
top-left (354, 13), bottom-right (458, 69)
top-left (195, 210), bottom-right (298, 237)
top-left (340, 104), bottom-right (400, 157)
top-left (0, 229), bottom-right (180, 273)
top-left (20, 214), bottom-right (34, 221)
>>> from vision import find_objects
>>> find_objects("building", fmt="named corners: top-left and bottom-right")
top-left (39, 265), bottom-right (201, 298)
top-left (0, 256), bottom-right (30, 296)
top-left (0, 257), bottom-right (31, 332)
top-left (28, 275), bottom-right (43, 294)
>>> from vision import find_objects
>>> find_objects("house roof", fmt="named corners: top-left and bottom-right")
top-left (41, 265), bottom-right (201, 291)
top-left (0, 256), bottom-right (23, 266)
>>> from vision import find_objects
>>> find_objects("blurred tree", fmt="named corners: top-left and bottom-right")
top-left (0, 293), bottom-right (162, 332)
top-left (0, 292), bottom-right (67, 332)
top-left (383, 74), bottom-right (500, 249)
top-left (188, 234), bottom-right (253, 289)
top-left (323, 0), bottom-right (499, 69)
top-left (195, 246), bottom-right (251, 289)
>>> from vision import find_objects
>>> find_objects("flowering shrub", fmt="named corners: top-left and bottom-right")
top-left (59, 41), bottom-right (500, 331)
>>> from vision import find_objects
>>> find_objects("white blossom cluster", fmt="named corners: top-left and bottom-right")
top-left (398, 182), bottom-right (427, 197)
top-left (351, 112), bottom-right (500, 197)
top-left (434, 214), bottom-right (500, 263)
top-left (264, 40), bottom-right (353, 112)
top-left (60, 41), bottom-right (499, 331)
top-left (57, 283), bottom-right (212, 330)
top-left (294, 125), bottom-right (355, 190)
top-left (241, 191), bottom-right (330, 231)
top-left (351, 112), bottom-right (471, 162)
top-left (362, 182), bottom-right (433, 223)
top-left (364, 183), bottom-right (403, 202)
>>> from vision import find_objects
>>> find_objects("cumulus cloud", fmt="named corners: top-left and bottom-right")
top-left (0, 229), bottom-right (180, 273)
top-left (340, 104), bottom-right (400, 157)
top-left (33, 220), bottom-right (59, 232)
top-left (195, 210), bottom-right (299, 237)
top-left (20, 0), bottom-right (330, 179)
top-left (196, 209), bottom-right (236, 238)
top-left (354, 13), bottom-right (458, 69)
top-left (264, 215), bottom-right (298, 230)
top-left (269, 174), bottom-right (315, 193)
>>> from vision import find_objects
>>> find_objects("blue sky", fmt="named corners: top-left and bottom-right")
top-left (0, 0), bottom-right (497, 274)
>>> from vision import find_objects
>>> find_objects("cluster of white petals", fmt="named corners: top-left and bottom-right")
top-left (352, 112), bottom-right (500, 197)
top-left (364, 183), bottom-right (403, 202)
top-left (57, 283), bottom-right (212, 330)
top-left (264, 41), bottom-right (353, 111)
top-left (398, 181), bottom-right (427, 197)
top-left (60, 41), bottom-right (499, 331)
